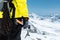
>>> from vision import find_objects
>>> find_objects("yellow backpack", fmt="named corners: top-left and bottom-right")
top-left (0, 0), bottom-right (28, 18)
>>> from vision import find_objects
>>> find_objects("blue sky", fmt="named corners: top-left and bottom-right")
top-left (27, 0), bottom-right (60, 16)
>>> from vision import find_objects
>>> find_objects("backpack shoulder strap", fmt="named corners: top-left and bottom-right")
top-left (12, 4), bottom-right (15, 19)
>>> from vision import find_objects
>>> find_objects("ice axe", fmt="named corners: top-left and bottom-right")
top-left (16, 19), bottom-right (30, 38)
top-left (25, 25), bottom-right (30, 38)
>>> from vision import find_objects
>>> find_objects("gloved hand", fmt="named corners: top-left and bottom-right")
top-left (22, 17), bottom-right (30, 29)
top-left (23, 24), bottom-right (30, 29)
top-left (23, 20), bottom-right (28, 29)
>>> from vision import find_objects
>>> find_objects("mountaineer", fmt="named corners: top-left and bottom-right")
top-left (0, 0), bottom-right (29, 40)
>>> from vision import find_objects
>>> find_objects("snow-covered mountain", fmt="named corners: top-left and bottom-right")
top-left (50, 14), bottom-right (60, 22)
top-left (21, 13), bottom-right (60, 40)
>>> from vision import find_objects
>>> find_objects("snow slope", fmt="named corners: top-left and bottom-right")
top-left (21, 13), bottom-right (60, 40)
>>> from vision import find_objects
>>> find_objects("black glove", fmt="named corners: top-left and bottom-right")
top-left (23, 20), bottom-right (28, 29)
top-left (22, 17), bottom-right (30, 29)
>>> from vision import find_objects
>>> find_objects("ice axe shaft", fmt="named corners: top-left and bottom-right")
top-left (16, 19), bottom-right (30, 38)
top-left (25, 25), bottom-right (30, 38)
top-left (25, 28), bottom-right (30, 38)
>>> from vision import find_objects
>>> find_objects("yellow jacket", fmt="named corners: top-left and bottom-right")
top-left (0, 0), bottom-right (28, 18)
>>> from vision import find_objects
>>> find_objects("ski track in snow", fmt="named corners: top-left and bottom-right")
top-left (21, 13), bottom-right (60, 40)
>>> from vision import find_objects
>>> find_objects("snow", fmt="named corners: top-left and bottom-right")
top-left (21, 13), bottom-right (60, 40)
